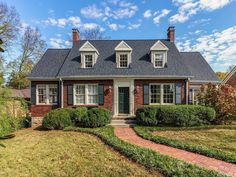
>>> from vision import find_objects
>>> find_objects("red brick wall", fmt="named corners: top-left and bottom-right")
top-left (226, 72), bottom-right (236, 87)
top-left (134, 79), bottom-right (186, 111)
top-left (63, 80), bottom-right (113, 112)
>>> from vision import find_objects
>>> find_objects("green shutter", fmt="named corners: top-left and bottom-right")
top-left (67, 85), bottom-right (73, 105)
top-left (31, 84), bottom-right (36, 105)
top-left (143, 84), bottom-right (149, 105)
top-left (98, 84), bottom-right (104, 105)
top-left (175, 83), bottom-right (182, 104)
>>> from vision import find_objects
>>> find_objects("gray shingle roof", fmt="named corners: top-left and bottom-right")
top-left (28, 40), bottom-right (219, 82)
top-left (180, 52), bottom-right (219, 82)
top-left (29, 49), bottom-right (70, 78)
top-left (57, 40), bottom-right (192, 78)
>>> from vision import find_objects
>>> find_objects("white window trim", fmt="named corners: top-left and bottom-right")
top-left (149, 83), bottom-right (175, 105)
top-left (82, 52), bottom-right (95, 68)
top-left (36, 84), bottom-right (57, 105)
top-left (73, 84), bottom-right (98, 106)
top-left (152, 51), bottom-right (167, 68)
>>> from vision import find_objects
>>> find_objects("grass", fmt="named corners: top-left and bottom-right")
top-left (65, 126), bottom-right (227, 177)
top-left (134, 125), bottom-right (236, 163)
top-left (0, 128), bottom-right (160, 177)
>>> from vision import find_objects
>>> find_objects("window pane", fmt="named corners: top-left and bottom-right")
top-left (75, 85), bottom-right (85, 104)
top-left (38, 85), bottom-right (46, 104)
top-left (150, 85), bottom-right (161, 104)
top-left (88, 85), bottom-right (98, 104)
top-left (88, 85), bottom-right (98, 94)
top-left (154, 53), bottom-right (164, 67)
top-left (88, 95), bottom-right (98, 104)
top-left (75, 85), bottom-right (85, 94)
top-left (119, 54), bottom-right (128, 67)
top-left (163, 84), bottom-right (174, 103)
top-left (85, 55), bottom-right (93, 68)
top-left (49, 85), bottom-right (57, 104)
top-left (76, 95), bottom-right (85, 104)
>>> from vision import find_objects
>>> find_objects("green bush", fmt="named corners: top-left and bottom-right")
top-left (80, 108), bottom-right (111, 128)
top-left (0, 116), bottom-right (20, 136)
top-left (70, 107), bottom-right (88, 126)
top-left (136, 105), bottom-right (216, 127)
top-left (42, 108), bottom-right (73, 130)
top-left (136, 107), bottom-right (157, 126)
top-left (20, 115), bottom-right (31, 128)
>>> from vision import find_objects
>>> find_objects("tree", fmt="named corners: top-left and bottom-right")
top-left (81, 27), bottom-right (109, 40)
top-left (197, 83), bottom-right (236, 124)
top-left (7, 27), bottom-right (46, 89)
top-left (0, 2), bottom-right (20, 51)
top-left (215, 72), bottom-right (227, 81)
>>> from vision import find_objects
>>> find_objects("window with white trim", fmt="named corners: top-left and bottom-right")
top-left (119, 54), bottom-right (128, 68)
top-left (149, 84), bottom-right (174, 104)
top-left (74, 84), bottom-right (98, 105)
top-left (154, 52), bottom-right (165, 68)
top-left (84, 54), bottom-right (93, 68)
top-left (37, 84), bottom-right (57, 105)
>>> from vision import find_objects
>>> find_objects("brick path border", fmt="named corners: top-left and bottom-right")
top-left (115, 127), bottom-right (236, 177)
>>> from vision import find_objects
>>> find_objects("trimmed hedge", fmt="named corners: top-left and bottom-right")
top-left (42, 108), bottom-right (73, 130)
top-left (136, 105), bottom-right (216, 127)
top-left (64, 126), bottom-right (225, 177)
top-left (80, 108), bottom-right (111, 128)
top-left (42, 107), bottom-right (111, 129)
top-left (134, 125), bottom-right (236, 164)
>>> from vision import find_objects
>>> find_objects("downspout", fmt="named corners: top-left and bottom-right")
top-left (185, 78), bottom-right (189, 104)
top-left (59, 78), bottom-right (64, 108)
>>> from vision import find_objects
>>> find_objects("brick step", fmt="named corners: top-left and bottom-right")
top-left (110, 119), bottom-right (137, 127)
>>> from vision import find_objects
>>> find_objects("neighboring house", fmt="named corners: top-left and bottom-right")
top-left (11, 88), bottom-right (30, 102)
top-left (28, 27), bottom-right (219, 124)
top-left (222, 66), bottom-right (236, 86)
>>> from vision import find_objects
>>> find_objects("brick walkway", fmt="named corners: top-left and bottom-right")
top-left (115, 128), bottom-right (236, 177)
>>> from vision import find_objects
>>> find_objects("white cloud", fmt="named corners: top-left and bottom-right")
top-left (177, 25), bottom-right (236, 71)
top-left (128, 23), bottom-right (141, 30)
top-left (83, 23), bottom-right (100, 30)
top-left (49, 38), bottom-right (71, 48)
top-left (80, 4), bottom-right (103, 19)
top-left (68, 16), bottom-right (81, 27)
top-left (153, 9), bottom-right (171, 24)
top-left (108, 23), bottom-right (125, 31)
top-left (43, 16), bottom-right (82, 28)
top-left (170, 0), bottom-right (233, 23)
top-left (143, 10), bottom-right (152, 18)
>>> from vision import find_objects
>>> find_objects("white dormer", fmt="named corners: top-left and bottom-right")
top-left (115, 41), bottom-right (132, 68)
top-left (150, 40), bottom-right (168, 68)
top-left (79, 41), bottom-right (99, 68)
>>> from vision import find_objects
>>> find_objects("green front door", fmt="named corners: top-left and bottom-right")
top-left (118, 87), bottom-right (129, 114)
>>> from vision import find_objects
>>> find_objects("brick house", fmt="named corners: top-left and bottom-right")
top-left (28, 27), bottom-right (219, 124)
top-left (222, 66), bottom-right (236, 86)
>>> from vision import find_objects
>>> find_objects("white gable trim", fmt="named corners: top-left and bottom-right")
top-left (222, 66), bottom-right (236, 84)
top-left (150, 40), bottom-right (168, 51)
top-left (79, 41), bottom-right (99, 54)
top-left (115, 41), bottom-right (132, 51)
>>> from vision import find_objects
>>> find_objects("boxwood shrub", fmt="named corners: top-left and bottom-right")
top-left (80, 108), bottom-right (111, 128)
top-left (70, 107), bottom-right (88, 126)
top-left (42, 108), bottom-right (73, 130)
top-left (0, 115), bottom-right (20, 136)
top-left (136, 105), bottom-right (216, 127)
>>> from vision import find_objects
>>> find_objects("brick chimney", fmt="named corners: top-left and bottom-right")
top-left (167, 26), bottom-right (175, 42)
top-left (72, 28), bottom-right (79, 45)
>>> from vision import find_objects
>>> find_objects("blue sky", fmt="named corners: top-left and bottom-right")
top-left (5, 0), bottom-right (236, 72)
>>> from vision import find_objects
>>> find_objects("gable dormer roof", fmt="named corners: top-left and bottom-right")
top-left (150, 40), bottom-right (169, 51)
top-left (115, 41), bottom-right (132, 51)
top-left (79, 41), bottom-right (99, 54)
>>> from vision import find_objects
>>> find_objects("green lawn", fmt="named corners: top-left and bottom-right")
top-left (0, 129), bottom-right (160, 177)
top-left (153, 128), bottom-right (236, 154)
top-left (134, 125), bottom-right (236, 163)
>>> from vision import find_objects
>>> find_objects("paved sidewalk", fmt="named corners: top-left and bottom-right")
top-left (115, 127), bottom-right (236, 177)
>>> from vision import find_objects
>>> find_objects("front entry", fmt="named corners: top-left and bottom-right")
top-left (118, 87), bottom-right (129, 114)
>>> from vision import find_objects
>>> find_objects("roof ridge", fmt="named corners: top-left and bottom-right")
top-left (55, 49), bottom-right (71, 77)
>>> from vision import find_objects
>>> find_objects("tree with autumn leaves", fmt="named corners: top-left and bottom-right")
top-left (197, 83), bottom-right (236, 124)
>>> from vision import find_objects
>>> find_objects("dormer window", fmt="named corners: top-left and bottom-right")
top-left (115, 41), bottom-right (132, 68)
top-left (79, 41), bottom-right (99, 68)
top-left (154, 52), bottom-right (165, 68)
top-left (119, 53), bottom-right (128, 68)
top-left (150, 40), bottom-right (168, 68)
top-left (84, 54), bottom-right (93, 68)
